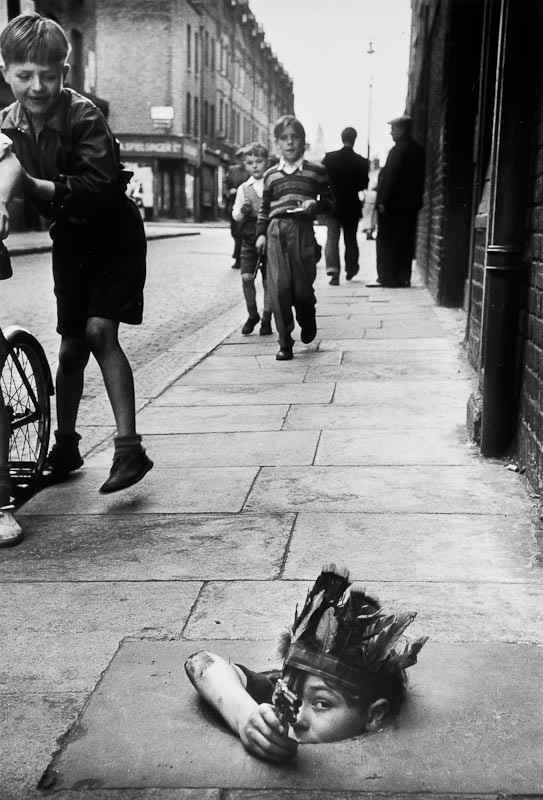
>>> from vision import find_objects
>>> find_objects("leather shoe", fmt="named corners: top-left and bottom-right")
top-left (276, 347), bottom-right (293, 361)
top-left (345, 265), bottom-right (359, 281)
top-left (99, 448), bottom-right (154, 494)
top-left (300, 318), bottom-right (317, 344)
top-left (329, 275), bottom-right (339, 286)
top-left (241, 314), bottom-right (260, 335)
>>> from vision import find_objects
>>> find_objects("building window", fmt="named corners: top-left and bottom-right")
top-left (186, 24), bottom-right (191, 70)
top-left (224, 103), bottom-right (229, 141)
top-left (194, 96), bottom-right (199, 136)
top-left (204, 31), bottom-right (209, 68)
top-left (211, 37), bottom-right (216, 72)
top-left (194, 31), bottom-right (199, 75)
top-left (219, 98), bottom-right (224, 135)
top-left (203, 100), bottom-right (209, 136)
top-left (186, 92), bottom-right (192, 134)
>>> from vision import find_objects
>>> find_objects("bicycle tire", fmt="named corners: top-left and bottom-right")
top-left (1, 326), bottom-right (53, 488)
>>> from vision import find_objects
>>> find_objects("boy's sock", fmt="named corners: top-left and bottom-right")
top-left (260, 312), bottom-right (273, 336)
top-left (99, 434), bottom-right (153, 494)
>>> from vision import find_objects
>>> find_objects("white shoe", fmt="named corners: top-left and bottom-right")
top-left (0, 507), bottom-right (23, 547)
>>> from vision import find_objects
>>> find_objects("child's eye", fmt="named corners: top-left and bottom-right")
top-left (313, 700), bottom-right (332, 711)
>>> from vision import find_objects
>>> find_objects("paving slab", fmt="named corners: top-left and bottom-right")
top-left (153, 383), bottom-right (334, 406)
top-left (184, 581), bottom-right (543, 643)
top-left (320, 337), bottom-right (456, 352)
top-left (283, 512), bottom-right (541, 582)
top-left (245, 465), bottom-right (529, 514)
top-left (0, 513), bottom-right (294, 581)
top-left (331, 379), bottom-right (469, 406)
top-left (87, 432), bottom-right (319, 467)
top-left (304, 361), bottom-right (467, 382)
top-left (2, 581), bottom-right (200, 692)
top-left (284, 404), bottom-right (466, 431)
top-left (2, 691), bottom-right (85, 800)
top-left (19, 467), bottom-right (258, 514)
top-left (136, 404), bottom-right (289, 434)
top-left (180, 367), bottom-right (308, 384)
top-left (41, 640), bottom-right (543, 793)
top-left (314, 428), bottom-right (477, 465)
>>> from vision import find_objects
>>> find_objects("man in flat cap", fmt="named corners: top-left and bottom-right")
top-left (371, 116), bottom-right (425, 287)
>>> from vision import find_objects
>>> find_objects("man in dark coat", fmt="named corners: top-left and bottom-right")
top-left (224, 148), bottom-right (248, 269)
top-left (322, 127), bottom-right (369, 284)
top-left (373, 115), bottom-right (425, 287)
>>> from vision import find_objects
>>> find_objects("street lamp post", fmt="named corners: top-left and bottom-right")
top-left (366, 40), bottom-right (375, 161)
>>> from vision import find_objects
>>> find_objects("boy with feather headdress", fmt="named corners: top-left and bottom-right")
top-left (185, 565), bottom-right (427, 763)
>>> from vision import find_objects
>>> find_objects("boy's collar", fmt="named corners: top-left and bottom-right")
top-left (278, 155), bottom-right (305, 173)
top-left (1, 89), bottom-right (68, 133)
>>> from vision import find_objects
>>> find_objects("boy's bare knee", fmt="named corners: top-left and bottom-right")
top-left (85, 319), bottom-right (116, 357)
top-left (58, 338), bottom-right (89, 374)
top-left (241, 273), bottom-right (255, 284)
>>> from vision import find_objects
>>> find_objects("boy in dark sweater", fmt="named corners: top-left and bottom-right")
top-left (0, 13), bottom-right (152, 493)
top-left (256, 115), bottom-right (333, 361)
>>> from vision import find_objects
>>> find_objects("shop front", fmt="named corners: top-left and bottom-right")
top-left (118, 135), bottom-right (199, 221)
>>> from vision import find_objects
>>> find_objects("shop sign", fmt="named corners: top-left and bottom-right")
top-left (183, 141), bottom-right (200, 164)
top-left (120, 139), bottom-right (183, 156)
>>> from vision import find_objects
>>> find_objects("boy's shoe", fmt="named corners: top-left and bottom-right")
top-left (301, 318), bottom-right (317, 344)
top-left (329, 275), bottom-right (339, 286)
top-left (345, 265), bottom-right (359, 281)
top-left (259, 315), bottom-right (273, 336)
top-left (276, 346), bottom-right (293, 361)
top-left (43, 432), bottom-right (84, 482)
top-left (99, 448), bottom-right (153, 494)
top-left (241, 314), bottom-right (260, 335)
top-left (0, 507), bottom-right (23, 547)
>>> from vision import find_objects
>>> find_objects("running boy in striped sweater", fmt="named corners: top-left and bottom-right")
top-left (232, 142), bottom-right (272, 336)
top-left (255, 116), bottom-right (333, 361)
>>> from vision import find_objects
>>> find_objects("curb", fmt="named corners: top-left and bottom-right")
top-left (9, 229), bottom-right (200, 258)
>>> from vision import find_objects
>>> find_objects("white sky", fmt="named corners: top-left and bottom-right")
top-left (248, 0), bottom-right (412, 161)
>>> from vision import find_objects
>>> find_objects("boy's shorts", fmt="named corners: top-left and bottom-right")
top-left (240, 238), bottom-right (266, 279)
top-left (52, 199), bottom-right (146, 338)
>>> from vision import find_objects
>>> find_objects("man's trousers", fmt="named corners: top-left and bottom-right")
top-left (324, 216), bottom-right (360, 276)
top-left (266, 217), bottom-right (317, 348)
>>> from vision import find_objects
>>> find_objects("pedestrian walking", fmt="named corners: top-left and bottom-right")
top-left (370, 115), bottom-right (425, 288)
top-left (0, 132), bottom-right (25, 546)
top-left (0, 12), bottom-right (153, 494)
top-left (224, 148), bottom-right (248, 270)
top-left (231, 142), bottom-right (273, 336)
top-left (185, 564), bottom-right (427, 762)
top-left (322, 127), bottom-right (369, 285)
top-left (256, 115), bottom-right (333, 361)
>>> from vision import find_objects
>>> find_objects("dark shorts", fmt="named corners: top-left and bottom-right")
top-left (51, 199), bottom-right (147, 338)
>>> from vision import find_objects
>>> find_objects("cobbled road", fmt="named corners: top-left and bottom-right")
top-left (0, 227), bottom-right (245, 401)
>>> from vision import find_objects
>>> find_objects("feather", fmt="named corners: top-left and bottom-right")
top-left (315, 606), bottom-right (338, 652)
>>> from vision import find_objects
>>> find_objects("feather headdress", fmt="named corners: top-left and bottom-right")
top-left (278, 563), bottom-right (428, 696)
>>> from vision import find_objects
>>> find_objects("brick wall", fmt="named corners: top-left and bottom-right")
top-left (465, 227), bottom-right (486, 368)
top-left (517, 97), bottom-right (543, 490)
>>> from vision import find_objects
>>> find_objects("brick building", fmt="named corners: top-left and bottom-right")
top-left (0, 0), bottom-right (294, 221)
top-left (407, 0), bottom-right (543, 491)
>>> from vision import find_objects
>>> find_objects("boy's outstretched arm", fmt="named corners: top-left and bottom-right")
top-left (185, 650), bottom-right (297, 763)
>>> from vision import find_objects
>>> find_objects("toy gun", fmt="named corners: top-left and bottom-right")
top-left (272, 676), bottom-right (301, 728)
top-left (254, 251), bottom-right (266, 277)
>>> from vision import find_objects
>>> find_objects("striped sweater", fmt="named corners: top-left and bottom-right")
top-left (255, 160), bottom-right (333, 236)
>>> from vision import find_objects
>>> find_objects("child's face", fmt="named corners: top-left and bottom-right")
top-left (291, 674), bottom-right (365, 744)
top-left (1, 61), bottom-right (69, 118)
top-left (277, 125), bottom-right (304, 164)
top-left (245, 154), bottom-right (267, 179)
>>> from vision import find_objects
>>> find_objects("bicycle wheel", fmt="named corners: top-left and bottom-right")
top-left (1, 326), bottom-right (53, 488)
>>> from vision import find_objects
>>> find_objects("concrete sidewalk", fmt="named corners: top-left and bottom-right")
top-left (6, 220), bottom-right (205, 256)
top-left (2, 236), bottom-right (543, 798)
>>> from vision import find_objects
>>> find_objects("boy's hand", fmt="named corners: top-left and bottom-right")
top-left (0, 201), bottom-right (10, 239)
top-left (240, 202), bottom-right (252, 217)
top-left (299, 199), bottom-right (317, 215)
top-left (239, 703), bottom-right (298, 762)
top-left (255, 235), bottom-right (266, 254)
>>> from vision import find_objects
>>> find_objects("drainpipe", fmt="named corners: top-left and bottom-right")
top-left (480, 0), bottom-right (530, 456)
